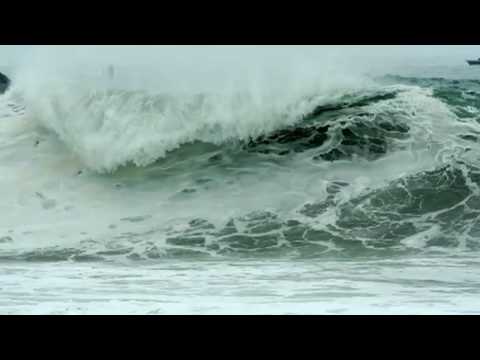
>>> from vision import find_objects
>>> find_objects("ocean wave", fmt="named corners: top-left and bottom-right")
top-left (2, 74), bottom-right (480, 262)
top-left (12, 81), bottom-right (443, 172)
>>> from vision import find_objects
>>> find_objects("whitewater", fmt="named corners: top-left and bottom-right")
top-left (1, 45), bottom-right (480, 314)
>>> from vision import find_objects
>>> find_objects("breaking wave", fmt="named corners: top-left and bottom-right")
top-left (2, 57), bottom-right (480, 262)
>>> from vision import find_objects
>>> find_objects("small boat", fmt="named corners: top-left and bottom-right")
top-left (467, 58), bottom-right (480, 66)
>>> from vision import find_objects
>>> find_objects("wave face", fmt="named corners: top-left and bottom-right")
top-left (2, 50), bottom-right (480, 262)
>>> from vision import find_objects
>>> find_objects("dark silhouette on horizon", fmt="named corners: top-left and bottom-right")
top-left (0, 71), bottom-right (10, 94)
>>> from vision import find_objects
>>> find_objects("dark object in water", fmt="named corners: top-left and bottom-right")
top-left (467, 58), bottom-right (480, 66)
top-left (0, 71), bottom-right (10, 94)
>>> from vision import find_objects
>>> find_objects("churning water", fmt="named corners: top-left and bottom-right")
top-left (1, 46), bottom-right (480, 314)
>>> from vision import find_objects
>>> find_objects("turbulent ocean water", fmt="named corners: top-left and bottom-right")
top-left (2, 49), bottom-right (480, 314)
